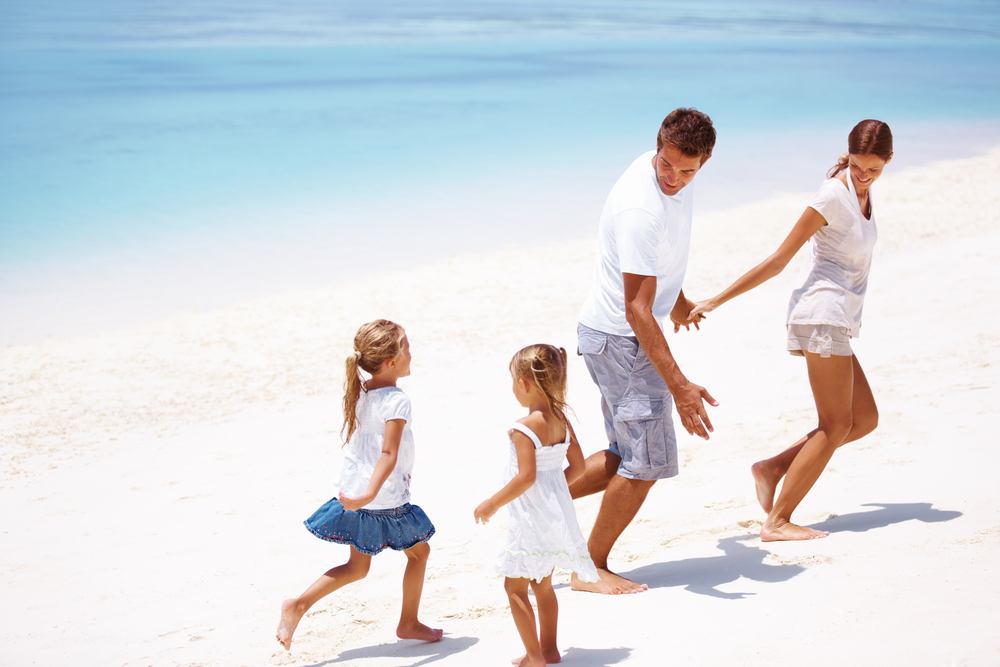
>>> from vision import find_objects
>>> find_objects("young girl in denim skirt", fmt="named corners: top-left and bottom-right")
top-left (474, 345), bottom-right (599, 667)
top-left (277, 319), bottom-right (442, 650)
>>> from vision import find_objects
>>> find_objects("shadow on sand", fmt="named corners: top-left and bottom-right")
top-left (559, 646), bottom-right (633, 665)
top-left (813, 502), bottom-right (962, 533)
top-left (618, 501), bottom-right (962, 600)
top-left (621, 534), bottom-right (803, 599)
top-left (305, 634), bottom-right (478, 667)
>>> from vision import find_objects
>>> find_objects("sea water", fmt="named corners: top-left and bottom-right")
top-left (2, 0), bottom-right (999, 343)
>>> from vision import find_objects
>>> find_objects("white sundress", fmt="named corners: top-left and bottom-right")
top-left (495, 423), bottom-right (600, 583)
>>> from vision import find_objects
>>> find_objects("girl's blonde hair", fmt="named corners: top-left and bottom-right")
top-left (510, 344), bottom-right (575, 432)
top-left (342, 319), bottom-right (406, 443)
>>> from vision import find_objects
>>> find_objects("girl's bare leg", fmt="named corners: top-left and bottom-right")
top-left (511, 575), bottom-right (561, 664)
top-left (505, 577), bottom-right (546, 667)
top-left (276, 547), bottom-right (372, 650)
top-left (535, 576), bottom-right (562, 663)
top-left (753, 354), bottom-right (878, 514)
top-left (397, 541), bottom-right (443, 642)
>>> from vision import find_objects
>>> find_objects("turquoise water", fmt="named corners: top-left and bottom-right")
top-left (2, 1), bottom-right (999, 342)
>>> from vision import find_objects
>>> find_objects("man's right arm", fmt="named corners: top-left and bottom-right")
top-left (623, 272), bottom-right (717, 439)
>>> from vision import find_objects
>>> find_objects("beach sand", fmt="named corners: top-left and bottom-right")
top-left (2, 148), bottom-right (999, 666)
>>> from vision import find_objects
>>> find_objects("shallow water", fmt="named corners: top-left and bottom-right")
top-left (2, 1), bottom-right (999, 343)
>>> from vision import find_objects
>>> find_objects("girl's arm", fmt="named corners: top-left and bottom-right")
top-left (564, 423), bottom-right (586, 486)
top-left (473, 431), bottom-right (537, 524)
top-left (689, 207), bottom-right (827, 320)
top-left (338, 419), bottom-right (404, 511)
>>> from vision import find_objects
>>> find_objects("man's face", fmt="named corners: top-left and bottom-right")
top-left (652, 144), bottom-right (708, 196)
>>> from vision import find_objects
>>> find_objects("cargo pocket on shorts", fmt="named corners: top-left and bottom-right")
top-left (577, 327), bottom-right (607, 356)
top-left (613, 397), bottom-right (668, 475)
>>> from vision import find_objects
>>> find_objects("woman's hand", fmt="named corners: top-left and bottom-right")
top-left (670, 291), bottom-right (705, 332)
top-left (474, 499), bottom-right (498, 524)
top-left (338, 492), bottom-right (373, 512)
top-left (687, 299), bottom-right (717, 323)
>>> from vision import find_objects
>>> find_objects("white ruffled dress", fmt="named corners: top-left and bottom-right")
top-left (495, 423), bottom-right (599, 583)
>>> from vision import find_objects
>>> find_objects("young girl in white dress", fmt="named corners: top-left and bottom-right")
top-left (690, 120), bottom-right (893, 542)
top-left (474, 344), bottom-right (599, 667)
top-left (277, 319), bottom-right (442, 650)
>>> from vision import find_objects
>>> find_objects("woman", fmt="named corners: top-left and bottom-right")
top-left (690, 120), bottom-right (893, 541)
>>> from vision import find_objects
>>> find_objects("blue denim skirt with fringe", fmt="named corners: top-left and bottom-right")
top-left (304, 498), bottom-right (435, 556)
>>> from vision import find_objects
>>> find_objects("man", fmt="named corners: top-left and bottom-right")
top-left (572, 108), bottom-right (718, 595)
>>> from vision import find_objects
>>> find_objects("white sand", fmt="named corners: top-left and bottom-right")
top-left (2, 148), bottom-right (999, 666)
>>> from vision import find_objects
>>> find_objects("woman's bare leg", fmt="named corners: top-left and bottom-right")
top-left (760, 352), bottom-right (856, 541)
top-left (397, 541), bottom-right (443, 641)
top-left (753, 355), bottom-right (878, 513)
top-left (276, 547), bottom-right (372, 650)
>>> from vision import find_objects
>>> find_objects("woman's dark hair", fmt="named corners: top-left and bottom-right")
top-left (828, 120), bottom-right (893, 178)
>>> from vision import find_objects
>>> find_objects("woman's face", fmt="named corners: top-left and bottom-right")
top-left (848, 152), bottom-right (892, 191)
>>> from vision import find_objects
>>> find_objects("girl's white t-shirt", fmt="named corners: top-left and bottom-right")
top-left (337, 387), bottom-right (415, 510)
top-left (787, 174), bottom-right (878, 338)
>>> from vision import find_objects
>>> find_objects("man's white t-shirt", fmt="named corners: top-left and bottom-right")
top-left (579, 151), bottom-right (694, 336)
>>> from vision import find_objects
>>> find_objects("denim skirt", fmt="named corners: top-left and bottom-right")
top-left (304, 498), bottom-right (435, 556)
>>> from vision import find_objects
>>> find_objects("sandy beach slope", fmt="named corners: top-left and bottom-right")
top-left (2, 148), bottom-right (999, 666)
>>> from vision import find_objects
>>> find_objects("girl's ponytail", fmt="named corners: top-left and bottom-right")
top-left (342, 351), bottom-right (365, 443)
top-left (341, 320), bottom-right (407, 443)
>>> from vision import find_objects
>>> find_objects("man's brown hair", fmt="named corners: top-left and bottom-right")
top-left (656, 108), bottom-right (716, 164)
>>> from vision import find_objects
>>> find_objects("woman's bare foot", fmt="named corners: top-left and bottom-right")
top-left (511, 647), bottom-right (561, 664)
top-left (751, 460), bottom-right (781, 513)
top-left (276, 599), bottom-right (305, 651)
top-left (760, 518), bottom-right (829, 542)
top-left (396, 620), bottom-right (443, 642)
top-left (571, 568), bottom-right (647, 595)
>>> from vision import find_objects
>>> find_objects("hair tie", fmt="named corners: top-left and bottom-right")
top-left (353, 350), bottom-right (362, 359)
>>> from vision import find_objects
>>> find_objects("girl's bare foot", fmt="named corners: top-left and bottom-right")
top-left (276, 599), bottom-right (305, 651)
top-left (760, 518), bottom-right (829, 542)
top-left (571, 568), bottom-right (647, 595)
top-left (751, 460), bottom-right (781, 513)
top-left (513, 654), bottom-right (547, 667)
top-left (396, 620), bottom-right (443, 642)
top-left (511, 647), bottom-right (561, 664)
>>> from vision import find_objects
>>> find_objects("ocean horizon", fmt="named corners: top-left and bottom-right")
top-left (2, 0), bottom-right (999, 344)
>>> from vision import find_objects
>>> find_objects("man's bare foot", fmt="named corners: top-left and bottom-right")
top-left (396, 620), bottom-right (443, 642)
top-left (571, 568), bottom-right (647, 595)
top-left (751, 460), bottom-right (781, 513)
top-left (276, 598), bottom-right (305, 651)
top-left (760, 519), bottom-right (829, 542)
top-left (511, 647), bottom-right (561, 664)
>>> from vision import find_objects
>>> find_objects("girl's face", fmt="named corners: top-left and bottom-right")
top-left (511, 371), bottom-right (531, 407)
top-left (393, 335), bottom-right (412, 378)
top-left (848, 152), bottom-right (892, 192)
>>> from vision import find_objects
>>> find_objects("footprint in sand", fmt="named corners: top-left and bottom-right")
top-left (764, 554), bottom-right (833, 567)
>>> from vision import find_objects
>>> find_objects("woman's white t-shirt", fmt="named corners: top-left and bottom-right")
top-left (787, 172), bottom-right (878, 338)
top-left (337, 387), bottom-right (415, 510)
